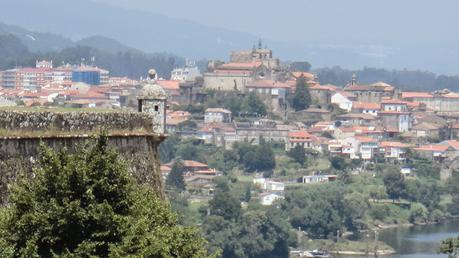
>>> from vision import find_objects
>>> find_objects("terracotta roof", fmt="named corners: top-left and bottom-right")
top-left (381, 99), bottom-right (408, 105)
top-left (289, 130), bottom-right (313, 139)
top-left (354, 136), bottom-right (377, 143)
top-left (310, 84), bottom-right (339, 91)
top-left (291, 71), bottom-right (315, 80)
top-left (337, 113), bottom-right (377, 120)
top-left (414, 144), bottom-right (450, 152)
top-left (379, 141), bottom-right (411, 148)
top-left (246, 80), bottom-right (291, 89)
top-left (378, 111), bottom-right (410, 115)
top-left (402, 92), bottom-right (433, 99)
top-left (352, 102), bottom-right (381, 110)
top-left (439, 140), bottom-right (459, 150)
top-left (157, 80), bottom-right (180, 90)
top-left (213, 69), bottom-right (253, 76)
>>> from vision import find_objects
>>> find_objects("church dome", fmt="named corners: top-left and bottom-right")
top-left (137, 69), bottom-right (167, 100)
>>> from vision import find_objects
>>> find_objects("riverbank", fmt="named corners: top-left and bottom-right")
top-left (300, 238), bottom-right (396, 257)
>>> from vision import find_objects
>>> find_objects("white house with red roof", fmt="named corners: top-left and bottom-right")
top-left (378, 141), bottom-right (412, 160)
top-left (352, 102), bottom-right (381, 116)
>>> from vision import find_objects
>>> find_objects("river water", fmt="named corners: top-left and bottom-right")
top-left (345, 220), bottom-right (459, 258)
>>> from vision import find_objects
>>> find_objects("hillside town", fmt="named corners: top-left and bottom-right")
top-left (2, 43), bottom-right (459, 256)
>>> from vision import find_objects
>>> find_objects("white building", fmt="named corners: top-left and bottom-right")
top-left (171, 60), bottom-right (201, 81)
top-left (331, 92), bottom-right (353, 112)
top-left (260, 193), bottom-right (284, 206)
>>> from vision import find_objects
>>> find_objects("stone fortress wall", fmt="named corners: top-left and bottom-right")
top-left (0, 109), bottom-right (165, 204)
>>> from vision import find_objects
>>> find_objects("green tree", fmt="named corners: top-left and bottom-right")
top-left (166, 159), bottom-right (186, 192)
top-left (291, 76), bottom-right (312, 111)
top-left (330, 156), bottom-right (347, 171)
top-left (439, 237), bottom-right (459, 258)
top-left (0, 135), bottom-right (210, 257)
top-left (255, 143), bottom-right (276, 171)
top-left (243, 151), bottom-right (258, 172)
top-left (383, 167), bottom-right (406, 200)
top-left (241, 91), bottom-right (267, 116)
top-left (409, 202), bottom-right (429, 224)
top-left (287, 145), bottom-right (306, 165)
top-left (208, 188), bottom-right (242, 221)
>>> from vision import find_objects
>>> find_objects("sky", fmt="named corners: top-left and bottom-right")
top-left (92, 0), bottom-right (459, 45)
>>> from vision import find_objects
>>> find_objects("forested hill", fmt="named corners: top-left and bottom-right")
top-left (315, 66), bottom-right (459, 92)
top-left (0, 33), bottom-right (184, 79)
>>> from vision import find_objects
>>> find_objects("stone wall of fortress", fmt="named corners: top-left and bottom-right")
top-left (0, 110), bottom-right (165, 204)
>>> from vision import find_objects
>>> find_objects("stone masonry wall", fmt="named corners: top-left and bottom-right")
top-left (0, 110), bottom-right (165, 204)
top-left (0, 110), bottom-right (153, 133)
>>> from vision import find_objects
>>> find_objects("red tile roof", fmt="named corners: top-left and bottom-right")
top-left (157, 80), bottom-right (180, 90)
top-left (414, 145), bottom-right (450, 152)
top-left (379, 141), bottom-right (411, 148)
top-left (401, 92), bottom-right (433, 99)
top-left (354, 136), bottom-right (377, 143)
top-left (246, 80), bottom-right (291, 89)
top-left (352, 102), bottom-right (381, 110)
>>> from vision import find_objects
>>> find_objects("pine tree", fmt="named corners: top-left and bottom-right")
top-left (0, 135), bottom-right (210, 257)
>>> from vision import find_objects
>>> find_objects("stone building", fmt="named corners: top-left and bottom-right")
top-left (203, 43), bottom-right (282, 92)
top-left (344, 75), bottom-right (399, 103)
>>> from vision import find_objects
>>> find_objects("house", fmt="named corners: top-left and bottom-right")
top-left (378, 99), bottom-right (411, 133)
top-left (285, 130), bottom-right (316, 151)
top-left (411, 122), bottom-right (441, 138)
top-left (309, 84), bottom-right (340, 106)
top-left (204, 108), bottom-right (232, 123)
top-left (336, 113), bottom-right (377, 126)
top-left (157, 80), bottom-right (181, 103)
top-left (378, 141), bottom-right (412, 161)
top-left (331, 91), bottom-right (354, 111)
top-left (245, 80), bottom-right (290, 111)
top-left (260, 193), bottom-right (284, 206)
top-left (352, 102), bottom-right (381, 116)
top-left (253, 178), bottom-right (285, 192)
top-left (166, 110), bottom-right (191, 133)
top-left (233, 119), bottom-right (289, 145)
top-left (355, 136), bottom-right (378, 160)
top-left (413, 144), bottom-right (450, 162)
top-left (297, 175), bottom-right (337, 184)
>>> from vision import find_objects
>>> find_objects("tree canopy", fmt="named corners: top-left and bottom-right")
top-left (291, 76), bottom-right (312, 111)
top-left (0, 135), bottom-right (210, 257)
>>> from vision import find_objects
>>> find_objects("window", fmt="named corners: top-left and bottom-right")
top-left (154, 105), bottom-right (159, 112)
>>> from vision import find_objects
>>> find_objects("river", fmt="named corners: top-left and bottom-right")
top-left (343, 220), bottom-right (459, 258)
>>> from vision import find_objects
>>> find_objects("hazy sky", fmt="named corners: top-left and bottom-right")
top-left (92, 0), bottom-right (459, 44)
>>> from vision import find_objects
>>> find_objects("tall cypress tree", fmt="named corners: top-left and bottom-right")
top-left (291, 75), bottom-right (312, 111)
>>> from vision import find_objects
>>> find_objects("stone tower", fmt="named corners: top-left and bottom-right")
top-left (138, 69), bottom-right (167, 134)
